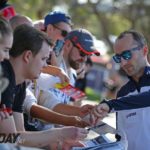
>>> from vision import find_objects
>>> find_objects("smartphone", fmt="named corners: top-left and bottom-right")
top-left (53, 40), bottom-right (64, 57)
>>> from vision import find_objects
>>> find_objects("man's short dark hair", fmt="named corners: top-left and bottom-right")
top-left (10, 24), bottom-right (52, 57)
top-left (117, 30), bottom-right (147, 46)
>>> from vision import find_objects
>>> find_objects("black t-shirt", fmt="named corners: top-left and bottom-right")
top-left (1, 60), bottom-right (26, 113)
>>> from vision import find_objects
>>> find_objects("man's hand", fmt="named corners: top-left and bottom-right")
top-left (82, 103), bottom-right (110, 126)
top-left (74, 116), bottom-right (90, 128)
top-left (62, 140), bottom-right (85, 150)
top-left (93, 103), bottom-right (110, 117)
top-left (57, 68), bottom-right (69, 84)
top-left (92, 103), bottom-right (110, 123)
top-left (60, 126), bottom-right (88, 142)
top-left (80, 104), bottom-right (94, 118)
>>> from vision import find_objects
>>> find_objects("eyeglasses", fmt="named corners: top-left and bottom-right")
top-left (52, 25), bottom-right (68, 37)
top-left (113, 44), bottom-right (143, 63)
top-left (70, 40), bottom-right (87, 57)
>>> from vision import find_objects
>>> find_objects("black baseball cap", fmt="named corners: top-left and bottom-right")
top-left (65, 28), bottom-right (100, 56)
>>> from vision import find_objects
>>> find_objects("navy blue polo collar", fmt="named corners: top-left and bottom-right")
top-left (127, 65), bottom-right (150, 81)
top-left (145, 66), bottom-right (150, 76)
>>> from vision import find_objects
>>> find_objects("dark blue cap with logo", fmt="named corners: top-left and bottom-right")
top-left (44, 11), bottom-right (72, 27)
top-left (65, 28), bottom-right (100, 56)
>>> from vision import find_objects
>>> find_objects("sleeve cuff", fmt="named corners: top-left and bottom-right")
top-left (100, 99), bottom-right (113, 113)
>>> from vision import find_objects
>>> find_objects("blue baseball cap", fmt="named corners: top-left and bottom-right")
top-left (44, 11), bottom-right (72, 27)
top-left (65, 28), bottom-right (100, 56)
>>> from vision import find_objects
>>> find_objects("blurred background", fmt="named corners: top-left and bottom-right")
top-left (4, 0), bottom-right (150, 101)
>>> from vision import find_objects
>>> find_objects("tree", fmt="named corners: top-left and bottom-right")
top-left (9, 0), bottom-right (150, 51)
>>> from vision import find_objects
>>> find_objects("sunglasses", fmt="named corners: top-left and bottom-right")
top-left (70, 40), bottom-right (87, 57)
top-left (113, 44), bottom-right (143, 63)
top-left (53, 25), bottom-right (68, 37)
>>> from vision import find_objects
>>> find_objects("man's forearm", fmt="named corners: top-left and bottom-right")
top-left (19, 128), bottom-right (63, 148)
top-left (108, 90), bottom-right (150, 111)
top-left (53, 103), bottom-right (82, 116)
top-left (30, 104), bottom-right (79, 126)
top-left (42, 65), bottom-right (61, 76)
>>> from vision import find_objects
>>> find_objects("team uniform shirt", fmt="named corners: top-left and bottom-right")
top-left (1, 60), bottom-right (26, 113)
top-left (107, 90), bottom-right (150, 111)
top-left (115, 66), bottom-right (150, 150)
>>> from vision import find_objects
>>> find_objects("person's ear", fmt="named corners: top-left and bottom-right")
top-left (22, 50), bottom-right (33, 63)
top-left (64, 40), bottom-right (72, 51)
top-left (143, 45), bottom-right (148, 56)
top-left (47, 24), bottom-right (54, 34)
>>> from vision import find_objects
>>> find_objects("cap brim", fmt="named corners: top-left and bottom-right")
top-left (83, 50), bottom-right (100, 56)
top-left (93, 50), bottom-right (100, 56)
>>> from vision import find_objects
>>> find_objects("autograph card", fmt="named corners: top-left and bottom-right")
top-left (55, 83), bottom-right (86, 101)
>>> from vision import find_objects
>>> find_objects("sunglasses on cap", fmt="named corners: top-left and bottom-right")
top-left (70, 40), bottom-right (87, 57)
top-left (113, 44), bottom-right (143, 63)
top-left (52, 25), bottom-right (68, 37)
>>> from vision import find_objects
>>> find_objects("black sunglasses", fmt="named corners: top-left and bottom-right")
top-left (53, 25), bottom-right (68, 37)
top-left (113, 44), bottom-right (143, 63)
top-left (70, 40), bottom-right (87, 57)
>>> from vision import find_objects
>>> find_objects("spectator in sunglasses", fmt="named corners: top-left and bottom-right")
top-left (44, 11), bottom-right (72, 44)
top-left (91, 30), bottom-right (150, 150)
top-left (43, 11), bottom-right (73, 68)
top-left (25, 28), bottom-right (100, 131)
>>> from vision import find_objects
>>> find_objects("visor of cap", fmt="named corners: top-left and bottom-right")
top-left (76, 42), bottom-right (100, 56)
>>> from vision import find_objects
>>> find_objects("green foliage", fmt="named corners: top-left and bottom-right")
top-left (8, 0), bottom-right (150, 51)
top-left (85, 87), bottom-right (101, 102)
top-left (108, 14), bottom-right (131, 36)
top-left (10, 0), bottom-right (57, 19)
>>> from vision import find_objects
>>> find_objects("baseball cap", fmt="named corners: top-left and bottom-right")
top-left (44, 11), bottom-right (72, 27)
top-left (65, 28), bottom-right (100, 56)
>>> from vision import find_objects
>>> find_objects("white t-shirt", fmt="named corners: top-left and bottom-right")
top-left (24, 84), bottom-right (60, 114)
top-left (36, 59), bottom-right (76, 104)
top-left (23, 85), bottom-right (61, 130)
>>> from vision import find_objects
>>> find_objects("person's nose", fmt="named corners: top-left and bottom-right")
top-left (5, 53), bottom-right (9, 60)
top-left (120, 57), bottom-right (128, 67)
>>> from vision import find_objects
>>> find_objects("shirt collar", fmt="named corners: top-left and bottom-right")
top-left (144, 66), bottom-right (150, 76)
top-left (127, 65), bottom-right (150, 81)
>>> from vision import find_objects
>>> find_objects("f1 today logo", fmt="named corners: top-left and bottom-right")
top-left (0, 133), bottom-right (24, 143)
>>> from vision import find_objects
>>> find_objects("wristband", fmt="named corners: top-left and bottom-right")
top-left (100, 99), bottom-right (112, 113)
